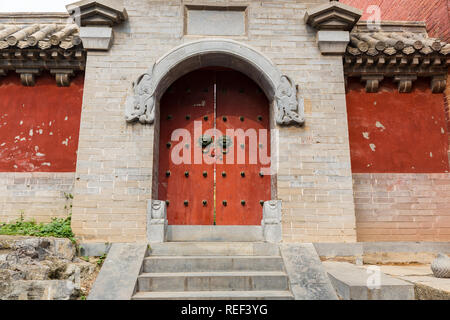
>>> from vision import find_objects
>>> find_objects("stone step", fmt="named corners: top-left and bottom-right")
top-left (132, 290), bottom-right (294, 300)
top-left (167, 226), bottom-right (264, 242)
top-left (143, 256), bottom-right (285, 273)
top-left (137, 271), bottom-right (289, 292)
top-left (149, 242), bottom-right (280, 256)
top-left (323, 261), bottom-right (415, 300)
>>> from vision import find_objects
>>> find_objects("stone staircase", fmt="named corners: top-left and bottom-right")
top-left (131, 242), bottom-right (294, 300)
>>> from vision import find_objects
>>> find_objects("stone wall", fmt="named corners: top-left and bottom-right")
top-left (0, 173), bottom-right (74, 223)
top-left (353, 173), bottom-right (450, 242)
top-left (72, 0), bottom-right (357, 243)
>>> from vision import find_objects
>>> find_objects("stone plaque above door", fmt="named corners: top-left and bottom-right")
top-left (185, 5), bottom-right (247, 36)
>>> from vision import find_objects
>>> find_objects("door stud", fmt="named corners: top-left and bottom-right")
top-left (166, 142), bottom-right (172, 148)
top-left (203, 115), bottom-right (208, 121)
top-left (240, 116), bottom-right (244, 122)
top-left (166, 200), bottom-right (170, 206)
top-left (186, 115), bottom-right (191, 120)
top-left (202, 200), bottom-right (207, 206)
top-left (222, 200), bottom-right (227, 206)
top-left (167, 115), bottom-right (173, 120)
top-left (241, 200), bottom-right (246, 206)
top-left (240, 171), bottom-right (245, 177)
top-left (222, 116), bottom-right (227, 122)
top-left (260, 200), bottom-right (264, 206)
top-left (184, 200), bottom-right (189, 206)
top-left (165, 171), bottom-right (171, 177)
top-left (257, 115), bottom-right (263, 121)
top-left (259, 172), bottom-right (264, 177)
top-left (203, 171), bottom-right (208, 177)
top-left (185, 171), bottom-right (189, 177)
top-left (221, 171), bottom-right (226, 177)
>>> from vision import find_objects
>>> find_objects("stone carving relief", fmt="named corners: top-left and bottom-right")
top-left (125, 66), bottom-right (305, 127)
top-left (124, 64), bottom-right (156, 124)
top-left (275, 75), bottom-right (305, 126)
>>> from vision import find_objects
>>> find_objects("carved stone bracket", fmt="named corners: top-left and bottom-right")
top-left (50, 69), bottom-right (75, 87)
top-left (16, 68), bottom-right (40, 86)
top-left (394, 75), bottom-right (417, 93)
top-left (431, 75), bottom-right (447, 93)
top-left (261, 200), bottom-right (282, 243)
top-left (361, 75), bottom-right (384, 93)
top-left (146, 200), bottom-right (167, 243)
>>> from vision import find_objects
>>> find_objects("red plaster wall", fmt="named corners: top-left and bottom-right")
top-left (0, 72), bottom-right (84, 172)
top-left (340, 0), bottom-right (450, 41)
top-left (346, 78), bottom-right (449, 173)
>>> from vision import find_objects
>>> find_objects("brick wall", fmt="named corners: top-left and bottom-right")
top-left (354, 173), bottom-right (450, 241)
top-left (340, 0), bottom-right (450, 41)
top-left (0, 172), bottom-right (74, 223)
top-left (72, 0), bottom-right (357, 243)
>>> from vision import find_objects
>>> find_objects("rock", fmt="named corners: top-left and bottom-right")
top-left (431, 253), bottom-right (450, 278)
top-left (1, 280), bottom-right (78, 300)
top-left (0, 236), bottom-right (96, 300)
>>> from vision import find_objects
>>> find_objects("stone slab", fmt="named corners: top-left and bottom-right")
top-left (132, 290), bottom-right (294, 300)
top-left (149, 242), bottom-right (280, 256)
top-left (167, 226), bottom-right (264, 242)
top-left (323, 261), bottom-right (415, 300)
top-left (79, 242), bottom-right (112, 257)
top-left (88, 243), bottom-right (147, 300)
top-left (280, 243), bottom-right (338, 300)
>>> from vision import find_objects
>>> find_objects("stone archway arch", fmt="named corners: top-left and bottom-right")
top-left (124, 39), bottom-right (305, 126)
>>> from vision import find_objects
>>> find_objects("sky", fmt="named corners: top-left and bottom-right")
top-left (0, 0), bottom-right (74, 13)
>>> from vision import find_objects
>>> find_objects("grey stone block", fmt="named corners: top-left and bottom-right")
top-left (79, 242), bottom-right (112, 257)
top-left (88, 243), bottom-right (147, 300)
top-left (166, 226), bottom-right (264, 242)
top-left (280, 243), bottom-right (338, 300)
top-left (323, 261), bottom-right (415, 300)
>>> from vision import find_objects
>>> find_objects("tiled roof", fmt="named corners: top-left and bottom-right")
top-left (0, 23), bottom-right (81, 50)
top-left (344, 22), bottom-right (449, 93)
top-left (347, 30), bottom-right (450, 57)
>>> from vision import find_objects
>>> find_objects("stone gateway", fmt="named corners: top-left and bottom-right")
top-left (0, 0), bottom-right (449, 244)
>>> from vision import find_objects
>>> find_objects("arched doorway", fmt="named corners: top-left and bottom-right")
top-left (158, 68), bottom-right (271, 226)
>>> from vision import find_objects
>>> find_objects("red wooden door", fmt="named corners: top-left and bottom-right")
top-left (158, 70), bottom-right (215, 225)
top-left (158, 69), bottom-right (270, 225)
top-left (215, 70), bottom-right (271, 225)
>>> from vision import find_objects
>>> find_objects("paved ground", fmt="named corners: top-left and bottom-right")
top-left (360, 264), bottom-right (450, 300)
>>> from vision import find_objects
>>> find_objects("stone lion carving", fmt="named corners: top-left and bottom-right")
top-left (263, 200), bottom-right (282, 224)
top-left (275, 75), bottom-right (305, 126)
top-left (124, 64), bottom-right (156, 124)
top-left (150, 200), bottom-right (166, 220)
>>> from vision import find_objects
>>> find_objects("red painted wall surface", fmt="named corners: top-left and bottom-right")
top-left (346, 78), bottom-right (450, 173)
top-left (0, 72), bottom-right (84, 172)
top-left (340, 0), bottom-right (450, 41)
